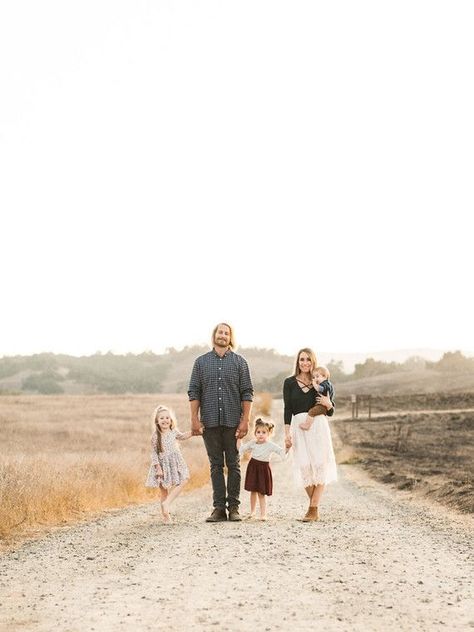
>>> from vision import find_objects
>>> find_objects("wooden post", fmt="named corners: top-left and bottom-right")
top-left (368, 395), bottom-right (372, 420)
top-left (355, 395), bottom-right (359, 419)
top-left (351, 395), bottom-right (356, 420)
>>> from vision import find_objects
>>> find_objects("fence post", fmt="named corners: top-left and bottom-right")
top-left (351, 395), bottom-right (356, 420)
top-left (368, 395), bottom-right (372, 420)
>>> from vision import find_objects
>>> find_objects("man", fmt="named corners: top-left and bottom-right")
top-left (188, 323), bottom-right (253, 522)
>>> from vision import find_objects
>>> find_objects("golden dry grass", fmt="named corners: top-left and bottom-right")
top-left (0, 394), bottom-right (209, 542)
top-left (253, 392), bottom-right (273, 418)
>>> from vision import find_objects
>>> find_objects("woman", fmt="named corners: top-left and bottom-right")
top-left (283, 348), bottom-right (337, 521)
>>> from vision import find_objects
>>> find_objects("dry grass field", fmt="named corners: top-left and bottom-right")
top-left (0, 394), bottom-right (210, 543)
top-left (0, 392), bottom-right (273, 544)
top-left (1, 389), bottom-right (472, 547)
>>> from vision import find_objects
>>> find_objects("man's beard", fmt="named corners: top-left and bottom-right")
top-left (214, 337), bottom-right (228, 348)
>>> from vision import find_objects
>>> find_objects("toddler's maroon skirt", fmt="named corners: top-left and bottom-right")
top-left (244, 458), bottom-right (273, 496)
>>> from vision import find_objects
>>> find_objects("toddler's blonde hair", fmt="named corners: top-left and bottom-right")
top-left (315, 366), bottom-right (330, 379)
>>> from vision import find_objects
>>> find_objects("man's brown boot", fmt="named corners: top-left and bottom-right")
top-left (228, 507), bottom-right (242, 522)
top-left (206, 508), bottom-right (227, 522)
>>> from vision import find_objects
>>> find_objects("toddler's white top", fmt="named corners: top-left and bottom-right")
top-left (239, 440), bottom-right (287, 462)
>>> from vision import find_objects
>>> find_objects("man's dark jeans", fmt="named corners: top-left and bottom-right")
top-left (202, 426), bottom-right (240, 509)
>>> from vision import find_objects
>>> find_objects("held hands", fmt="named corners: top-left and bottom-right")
top-left (235, 417), bottom-right (249, 440)
top-left (191, 417), bottom-right (204, 436)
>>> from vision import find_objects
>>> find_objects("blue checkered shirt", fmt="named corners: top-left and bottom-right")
top-left (187, 349), bottom-right (254, 428)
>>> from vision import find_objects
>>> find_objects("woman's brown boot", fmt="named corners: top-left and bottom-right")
top-left (302, 506), bottom-right (320, 522)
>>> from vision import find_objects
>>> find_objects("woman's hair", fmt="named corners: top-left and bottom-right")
top-left (254, 417), bottom-right (275, 435)
top-left (152, 405), bottom-right (176, 454)
top-left (211, 322), bottom-right (236, 350)
top-left (293, 348), bottom-right (318, 376)
top-left (315, 365), bottom-right (330, 379)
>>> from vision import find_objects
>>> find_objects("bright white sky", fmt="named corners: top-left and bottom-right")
top-left (1, 1), bottom-right (472, 359)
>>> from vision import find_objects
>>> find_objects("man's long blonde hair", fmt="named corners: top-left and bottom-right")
top-left (211, 322), bottom-right (236, 350)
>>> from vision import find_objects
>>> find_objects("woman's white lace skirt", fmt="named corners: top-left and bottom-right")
top-left (290, 412), bottom-right (337, 487)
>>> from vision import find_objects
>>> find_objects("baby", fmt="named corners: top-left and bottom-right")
top-left (299, 366), bottom-right (335, 431)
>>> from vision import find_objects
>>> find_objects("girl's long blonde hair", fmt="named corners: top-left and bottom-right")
top-left (293, 348), bottom-right (318, 376)
top-left (152, 405), bottom-right (176, 455)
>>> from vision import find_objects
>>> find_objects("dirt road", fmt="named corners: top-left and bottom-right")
top-left (1, 451), bottom-right (472, 631)
top-left (336, 407), bottom-right (474, 420)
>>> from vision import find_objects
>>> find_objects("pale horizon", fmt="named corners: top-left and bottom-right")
top-left (1, 1), bottom-right (472, 361)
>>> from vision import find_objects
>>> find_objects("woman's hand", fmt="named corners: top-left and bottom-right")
top-left (285, 436), bottom-right (292, 449)
top-left (316, 393), bottom-right (333, 410)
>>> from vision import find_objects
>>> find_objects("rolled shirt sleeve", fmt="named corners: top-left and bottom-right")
top-left (187, 358), bottom-right (202, 402)
top-left (238, 356), bottom-right (254, 402)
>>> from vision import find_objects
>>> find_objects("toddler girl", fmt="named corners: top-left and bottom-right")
top-left (145, 404), bottom-right (192, 523)
top-left (239, 418), bottom-right (288, 520)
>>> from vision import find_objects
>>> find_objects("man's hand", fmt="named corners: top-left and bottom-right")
top-left (235, 418), bottom-right (249, 440)
top-left (191, 417), bottom-right (204, 436)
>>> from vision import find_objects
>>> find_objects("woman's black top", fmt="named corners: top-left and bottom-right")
top-left (283, 376), bottom-right (335, 425)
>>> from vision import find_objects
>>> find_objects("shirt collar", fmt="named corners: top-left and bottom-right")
top-left (212, 347), bottom-right (231, 358)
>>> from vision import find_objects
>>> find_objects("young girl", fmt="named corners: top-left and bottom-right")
top-left (145, 405), bottom-right (192, 523)
top-left (239, 418), bottom-right (289, 520)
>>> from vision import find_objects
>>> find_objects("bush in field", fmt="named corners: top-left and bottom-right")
top-left (353, 358), bottom-right (399, 379)
top-left (254, 371), bottom-right (289, 394)
top-left (22, 370), bottom-right (64, 394)
top-left (326, 359), bottom-right (350, 382)
top-left (427, 351), bottom-right (474, 373)
top-left (67, 352), bottom-right (166, 393)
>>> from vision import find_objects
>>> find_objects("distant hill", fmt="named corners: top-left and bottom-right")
top-left (334, 368), bottom-right (474, 397)
top-left (1, 347), bottom-right (473, 395)
top-left (0, 347), bottom-right (294, 395)
top-left (316, 348), bottom-right (452, 372)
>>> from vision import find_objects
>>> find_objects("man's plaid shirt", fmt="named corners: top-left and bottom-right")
top-left (187, 349), bottom-right (254, 428)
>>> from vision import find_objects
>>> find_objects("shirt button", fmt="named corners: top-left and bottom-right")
top-left (219, 367), bottom-right (222, 370)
